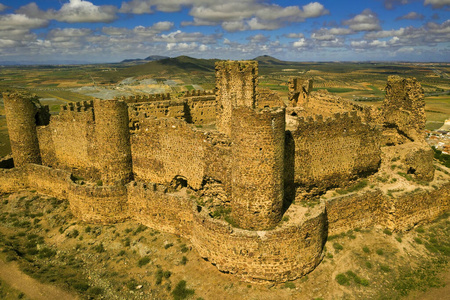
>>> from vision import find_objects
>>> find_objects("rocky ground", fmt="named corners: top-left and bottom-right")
top-left (0, 188), bottom-right (448, 300)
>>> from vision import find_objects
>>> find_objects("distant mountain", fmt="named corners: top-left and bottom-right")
top-left (253, 55), bottom-right (288, 65)
top-left (120, 55), bottom-right (217, 77)
top-left (120, 55), bottom-right (169, 64)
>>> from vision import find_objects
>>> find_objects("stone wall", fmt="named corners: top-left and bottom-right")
top-left (128, 100), bottom-right (186, 130)
top-left (326, 190), bottom-right (386, 235)
top-left (191, 205), bottom-right (327, 282)
top-left (288, 78), bottom-right (313, 107)
top-left (49, 101), bottom-right (97, 178)
top-left (291, 112), bottom-right (381, 193)
top-left (3, 92), bottom-right (41, 166)
top-left (186, 97), bottom-right (217, 125)
top-left (36, 125), bottom-right (56, 167)
top-left (0, 167), bottom-right (27, 193)
top-left (131, 118), bottom-right (206, 189)
top-left (26, 164), bottom-right (71, 200)
top-left (255, 88), bottom-right (285, 108)
top-left (119, 93), bottom-right (171, 104)
top-left (68, 183), bottom-right (129, 224)
top-left (326, 183), bottom-right (450, 235)
top-left (231, 107), bottom-right (286, 230)
top-left (216, 61), bottom-right (258, 135)
top-left (127, 182), bottom-right (194, 237)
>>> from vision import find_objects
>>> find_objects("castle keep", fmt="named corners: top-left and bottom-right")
top-left (1, 61), bottom-right (449, 283)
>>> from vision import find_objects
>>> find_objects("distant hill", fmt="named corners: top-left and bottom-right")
top-left (253, 55), bottom-right (288, 65)
top-left (120, 55), bottom-right (169, 65)
top-left (120, 56), bottom-right (217, 77)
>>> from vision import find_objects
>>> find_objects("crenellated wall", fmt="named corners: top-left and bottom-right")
top-left (130, 118), bottom-right (207, 189)
top-left (291, 111), bottom-right (381, 193)
top-left (47, 100), bottom-right (97, 178)
top-left (128, 100), bottom-right (186, 130)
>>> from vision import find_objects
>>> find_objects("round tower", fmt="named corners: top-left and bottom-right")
top-left (231, 106), bottom-right (285, 230)
top-left (3, 92), bottom-right (41, 166)
top-left (94, 99), bottom-right (132, 185)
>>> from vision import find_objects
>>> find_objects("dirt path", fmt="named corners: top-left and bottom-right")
top-left (0, 259), bottom-right (79, 300)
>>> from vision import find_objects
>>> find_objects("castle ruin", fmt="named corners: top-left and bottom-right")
top-left (1, 61), bottom-right (449, 283)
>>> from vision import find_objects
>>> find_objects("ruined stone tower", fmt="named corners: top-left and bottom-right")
top-left (382, 75), bottom-right (426, 142)
top-left (231, 106), bottom-right (286, 230)
top-left (215, 61), bottom-right (258, 136)
top-left (288, 78), bottom-right (313, 107)
top-left (94, 99), bottom-right (132, 185)
top-left (3, 92), bottom-right (41, 166)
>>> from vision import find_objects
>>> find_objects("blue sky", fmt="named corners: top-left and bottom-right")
top-left (0, 0), bottom-right (449, 63)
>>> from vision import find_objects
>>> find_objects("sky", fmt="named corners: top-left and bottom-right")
top-left (0, 0), bottom-right (449, 64)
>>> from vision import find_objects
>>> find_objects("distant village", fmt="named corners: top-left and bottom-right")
top-left (426, 119), bottom-right (450, 154)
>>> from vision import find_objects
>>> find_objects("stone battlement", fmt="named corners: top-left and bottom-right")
top-left (60, 100), bottom-right (94, 112)
top-left (118, 93), bottom-right (171, 103)
top-left (183, 89), bottom-right (215, 97)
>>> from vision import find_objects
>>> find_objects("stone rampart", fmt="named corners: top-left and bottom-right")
top-left (186, 97), bottom-right (217, 125)
top-left (291, 111), bottom-right (381, 193)
top-left (119, 93), bottom-right (171, 103)
top-left (26, 164), bottom-right (71, 200)
top-left (131, 118), bottom-right (206, 189)
top-left (49, 102), bottom-right (97, 177)
top-left (128, 100), bottom-right (186, 130)
top-left (326, 182), bottom-right (450, 235)
top-left (68, 183), bottom-right (129, 224)
top-left (127, 182), bottom-right (193, 237)
top-left (191, 205), bottom-right (327, 282)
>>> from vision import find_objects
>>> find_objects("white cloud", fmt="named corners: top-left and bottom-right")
top-left (17, 0), bottom-right (118, 23)
top-left (312, 28), bottom-right (353, 40)
top-left (384, 0), bottom-right (411, 9)
top-left (222, 20), bottom-right (248, 32)
top-left (396, 12), bottom-right (425, 21)
top-left (343, 9), bottom-right (381, 32)
top-left (424, 0), bottom-right (450, 8)
top-left (293, 38), bottom-right (307, 48)
top-left (301, 2), bottom-right (329, 18)
top-left (247, 34), bottom-right (268, 43)
top-left (285, 33), bottom-right (305, 39)
top-left (0, 13), bottom-right (48, 30)
top-left (120, 1), bottom-right (329, 32)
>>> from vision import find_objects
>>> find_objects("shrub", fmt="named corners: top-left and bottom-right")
top-left (380, 265), bottom-right (391, 272)
top-left (414, 237), bottom-right (423, 244)
top-left (180, 256), bottom-right (188, 265)
top-left (365, 261), bottom-right (372, 269)
top-left (383, 228), bottom-right (392, 236)
top-left (92, 243), bottom-right (105, 253)
top-left (88, 287), bottom-right (103, 296)
top-left (363, 246), bottom-right (370, 253)
top-left (85, 226), bottom-right (91, 233)
top-left (376, 249), bottom-right (384, 255)
top-left (333, 243), bottom-right (343, 251)
top-left (172, 280), bottom-right (195, 300)
top-left (155, 269), bottom-right (164, 285)
top-left (164, 243), bottom-right (174, 249)
top-left (138, 256), bottom-right (151, 267)
top-left (336, 273), bottom-right (349, 285)
top-left (180, 244), bottom-right (189, 253)
top-left (284, 282), bottom-right (295, 289)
